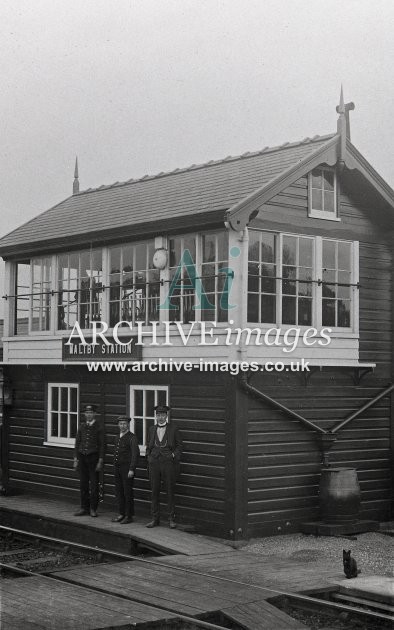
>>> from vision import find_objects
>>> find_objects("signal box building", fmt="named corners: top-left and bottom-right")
top-left (0, 98), bottom-right (393, 539)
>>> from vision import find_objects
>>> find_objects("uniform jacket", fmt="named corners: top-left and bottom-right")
top-left (146, 423), bottom-right (182, 462)
top-left (75, 421), bottom-right (105, 459)
top-left (113, 431), bottom-right (139, 472)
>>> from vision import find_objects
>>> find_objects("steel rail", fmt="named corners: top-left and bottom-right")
top-left (1, 525), bottom-right (392, 625)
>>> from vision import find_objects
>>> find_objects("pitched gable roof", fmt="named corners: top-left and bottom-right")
top-left (0, 134), bottom-right (334, 257)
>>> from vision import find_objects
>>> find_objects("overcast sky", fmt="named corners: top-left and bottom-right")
top-left (1, 0), bottom-right (394, 308)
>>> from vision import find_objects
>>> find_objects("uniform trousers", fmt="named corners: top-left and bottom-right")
top-left (149, 457), bottom-right (176, 521)
top-left (114, 463), bottom-right (135, 518)
top-left (77, 452), bottom-right (99, 511)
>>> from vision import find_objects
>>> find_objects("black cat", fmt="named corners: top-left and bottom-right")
top-left (343, 549), bottom-right (361, 579)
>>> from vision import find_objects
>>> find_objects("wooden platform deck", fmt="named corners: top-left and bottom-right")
top-left (0, 575), bottom-right (172, 629)
top-left (155, 549), bottom-right (345, 592)
top-left (0, 494), bottom-right (230, 556)
top-left (0, 493), bottom-right (350, 629)
top-left (52, 560), bottom-right (308, 629)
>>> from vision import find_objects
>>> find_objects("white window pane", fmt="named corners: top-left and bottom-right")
top-left (324, 170), bottom-right (335, 191)
top-left (70, 388), bottom-right (78, 412)
top-left (324, 191), bottom-right (335, 213)
top-left (110, 247), bottom-right (121, 273)
top-left (298, 298), bottom-right (312, 325)
top-left (260, 232), bottom-right (275, 263)
top-left (338, 242), bottom-right (351, 270)
top-left (247, 294), bottom-right (259, 321)
top-left (70, 414), bottom-right (78, 439)
top-left (51, 413), bottom-right (59, 437)
top-left (322, 299), bottom-right (336, 326)
top-left (261, 295), bottom-right (276, 323)
top-left (312, 189), bottom-right (322, 211)
top-left (282, 296), bottom-right (296, 324)
top-left (202, 234), bottom-right (216, 263)
top-left (323, 240), bottom-right (336, 269)
top-left (311, 169), bottom-right (322, 188)
top-left (59, 414), bottom-right (68, 438)
top-left (248, 232), bottom-right (260, 261)
top-left (134, 390), bottom-right (143, 416)
top-left (52, 387), bottom-right (59, 411)
top-left (145, 390), bottom-right (155, 417)
top-left (338, 300), bottom-right (351, 327)
top-left (282, 236), bottom-right (297, 265)
top-left (299, 238), bottom-right (313, 267)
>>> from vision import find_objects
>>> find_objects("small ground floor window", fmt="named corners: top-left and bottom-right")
top-left (46, 383), bottom-right (79, 447)
top-left (129, 385), bottom-right (169, 453)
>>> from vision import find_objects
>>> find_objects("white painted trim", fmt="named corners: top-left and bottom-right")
top-left (43, 441), bottom-right (75, 449)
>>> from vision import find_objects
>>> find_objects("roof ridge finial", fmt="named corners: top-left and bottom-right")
top-left (336, 86), bottom-right (355, 140)
top-left (73, 156), bottom-right (79, 195)
top-left (339, 84), bottom-right (345, 113)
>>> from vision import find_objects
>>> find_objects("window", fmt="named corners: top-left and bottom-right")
top-left (247, 230), bottom-right (357, 330)
top-left (57, 249), bottom-right (102, 330)
top-left (201, 232), bottom-right (229, 322)
top-left (282, 235), bottom-right (313, 326)
top-left (47, 383), bottom-right (79, 447)
top-left (167, 231), bottom-right (229, 323)
top-left (108, 240), bottom-right (159, 326)
top-left (309, 167), bottom-right (338, 220)
top-left (168, 234), bottom-right (197, 323)
top-left (248, 231), bottom-right (277, 324)
top-left (11, 230), bottom-right (229, 336)
top-left (31, 257), bottom-right (52, 332)
top-left (322, 239), bottom-right (351, 327)
top-left (15, 262), bottom-right (30, 335)
top-left (129, 386), bottom-right (169, 453)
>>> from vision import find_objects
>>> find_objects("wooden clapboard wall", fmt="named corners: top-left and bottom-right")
top-left (5, 366), bottom-right (229, 536)
top-left (246, 372), bottom-right (392, 536)
top-left (246, 174), bottom-right (393, 536)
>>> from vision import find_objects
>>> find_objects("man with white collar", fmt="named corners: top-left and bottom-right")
top-left (145, 404), bottom-right (182, 529)
top-left (73, 404), bottom-right (104, 517)
top-left (111, 416), bottom-right (139, 524)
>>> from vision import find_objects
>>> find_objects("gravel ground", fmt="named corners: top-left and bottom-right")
top-left (244, 532), bottom-right (394, 577)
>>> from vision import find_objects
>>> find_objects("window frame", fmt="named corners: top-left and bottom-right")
top-left (45, 382), bottom-right (79, 448)
top-left (129, 385), bottom-right (169, 455)
top-left (56, 248), bottom-right (103, 332)
top-left (30, 256), bottom-right (52, 333)
top-left (247, 229), bottom-right (358, 332)
top-left (167, 230), bottom-right (229, 323)
top-left (11, 229), bottom-right (231, 337)
top-left (108, 239), bottom-right (159, 327)
top-left (308, 167), bottom-right (340, 221)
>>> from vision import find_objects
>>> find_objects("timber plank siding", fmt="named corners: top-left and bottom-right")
top-left (245, 177), bottom-right (393, 537)
top-left (246, 374), bottom-right (392, 536)
top-left (5, 366), bottom-right (229, 536)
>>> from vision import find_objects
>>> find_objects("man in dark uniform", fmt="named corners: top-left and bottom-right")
top-left (146, 404), bottom-right (182, 529)
top-left (111, 416), bottom-right (139, 524)
top-left (73, 404), bottom-right (104, 517)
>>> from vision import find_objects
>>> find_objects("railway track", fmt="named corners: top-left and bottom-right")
top-left (1, 525), bottom-right (392, 630)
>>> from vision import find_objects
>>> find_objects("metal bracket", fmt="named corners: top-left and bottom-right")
top-left (302, 365), bottom-right (322, 386)
top-left (352, 366), bottom-right (374, 386)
